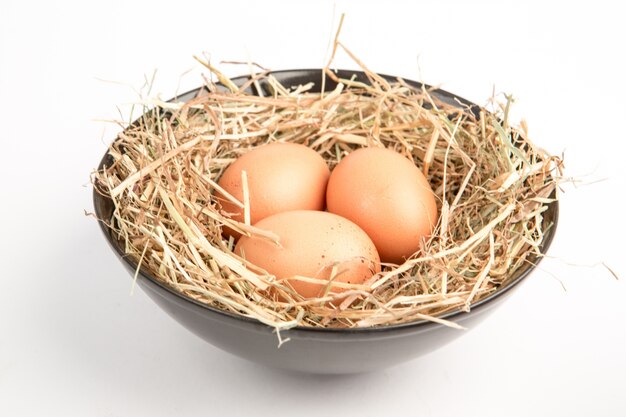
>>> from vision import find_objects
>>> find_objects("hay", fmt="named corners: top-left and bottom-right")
top-left (93, 36), bottom-right (562, 330)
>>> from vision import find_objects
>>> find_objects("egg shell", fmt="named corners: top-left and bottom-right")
top-left (326, 147), bottom-right (438, 264)
top-left (234, 210), bottom-right (381, 300)
top-left (217, 142), bottom-right (330, 238)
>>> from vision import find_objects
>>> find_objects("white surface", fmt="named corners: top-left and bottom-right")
top-left (1, 0), bottom-right (625, 415)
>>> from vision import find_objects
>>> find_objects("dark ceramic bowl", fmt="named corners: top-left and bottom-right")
top-left (94, 69), bottom-right (559, 374)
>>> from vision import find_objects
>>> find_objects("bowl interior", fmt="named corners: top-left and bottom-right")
top-left (93, 68), bottom-right (559, 334)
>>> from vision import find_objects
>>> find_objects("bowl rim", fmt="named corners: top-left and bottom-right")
top-left (93, 68), bottom-right (559, 335)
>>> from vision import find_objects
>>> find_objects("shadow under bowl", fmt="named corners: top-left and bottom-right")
top-left (93, 69), bottom-right (559, 374)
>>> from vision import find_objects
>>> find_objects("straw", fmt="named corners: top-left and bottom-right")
top-left (93, 28), bottom-right (562, 330)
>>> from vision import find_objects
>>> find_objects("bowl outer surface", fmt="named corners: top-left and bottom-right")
top-left (94, 69), bottom-right (559, 373)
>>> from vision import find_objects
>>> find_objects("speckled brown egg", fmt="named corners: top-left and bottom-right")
top-left (217, 142), bottom-right (330, 238)
top-left (326, 147), bottom-right (438, 264)
top-left (234, 210), bottom-right (381, 300)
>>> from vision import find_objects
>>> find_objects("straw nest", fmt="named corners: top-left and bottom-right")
top-left (93, 43), bottom-right (562, 331)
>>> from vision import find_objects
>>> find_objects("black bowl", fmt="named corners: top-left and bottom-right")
top-left (93, 69), bottom-right (558, 374)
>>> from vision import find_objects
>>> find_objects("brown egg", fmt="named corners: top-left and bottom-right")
top-left (235, 210), bottom-right (381, 300)
top-left (217, 142), bottom-right (330, 238)
top-left (326, 147), bottom-right (438, 264)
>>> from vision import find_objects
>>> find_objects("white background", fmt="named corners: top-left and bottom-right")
top-left (1, 1), bottom-right (625, 416)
